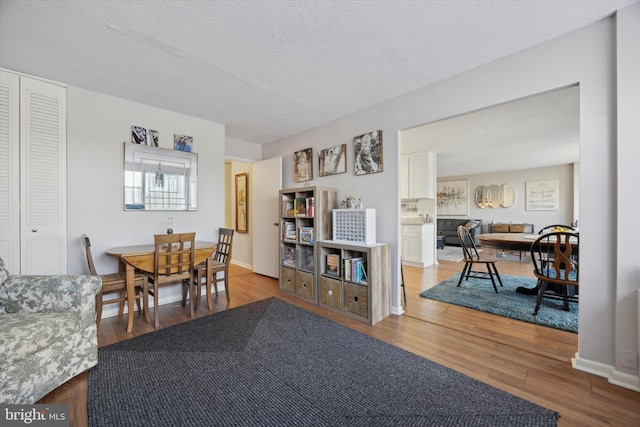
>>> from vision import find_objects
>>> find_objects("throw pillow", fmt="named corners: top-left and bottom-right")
top-left (464, 220), bottom-right (479, 230)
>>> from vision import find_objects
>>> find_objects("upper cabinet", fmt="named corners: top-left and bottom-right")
top-left (401, 151), bottom-right (434, 199)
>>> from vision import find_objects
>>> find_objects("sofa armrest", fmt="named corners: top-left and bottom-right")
top-left (0, 275), bottom-right (101, 323)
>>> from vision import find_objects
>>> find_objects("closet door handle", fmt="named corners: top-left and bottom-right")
top-left (32, 228), bottom-right (38, 232)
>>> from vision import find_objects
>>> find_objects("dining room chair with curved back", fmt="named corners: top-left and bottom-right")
top-left (456, 225), bottom-right (503, 293)
top-left (147, 232), bottom-right (196, 327)
top-left (530, 231), bottom-right (579, 315)
top-left (188, 228), bottom-right (234, 311)
top-left (538, 224), bottom-right (576, 234)
top-left (81, 234), bottom-right (149, 330)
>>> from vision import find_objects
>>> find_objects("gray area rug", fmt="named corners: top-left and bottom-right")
top-left (88, 298), bottom-right (559, 426)
top-left (420, 273), bottom-right (577, 333)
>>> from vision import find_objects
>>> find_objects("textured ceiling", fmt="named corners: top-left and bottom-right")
top-left (0, 0), bottom-right (634, 143)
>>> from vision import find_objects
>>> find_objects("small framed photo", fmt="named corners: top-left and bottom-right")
top-left (319, 144), bottom-right (347, 176)
top-left (174, 134), bottom-right (193, 152)
top-left (148, 129), bottom-right (159, 147)
top-left (354, 130), bottom-right (383, 175)
top-left (131, 126), bottom-right (147, 145)
top-left (294, 148), bottom-right (313, 182)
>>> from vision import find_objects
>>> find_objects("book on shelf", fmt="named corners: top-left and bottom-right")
top-left (281, 195), bottom-right (295, 217)
top-left (307, 196), bottom-right (314, 217)
top-left (342, 257), bottom-right (367, 284)
top-left (343, 257), bottom-right (351, 281)
top-left (353, 258), bottom-right (367, 284)
top-left (295, 197), bottom-right (307, 216)
top-left (282, 246), bottom-right (296, 267)
top-left (282, 221), bottom-right (296, 241)
top-left (298, 226), bottom-right (314, 244)
top-left (326, 253), bottom-right (340, 276)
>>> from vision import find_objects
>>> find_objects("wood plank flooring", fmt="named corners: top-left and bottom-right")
top-left (40, 257), bottom-right (640, 426)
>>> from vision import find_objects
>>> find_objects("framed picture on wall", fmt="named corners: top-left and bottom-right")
top-left (354, 130), bottom-right (383, 175)
top-left (319, 144), bottom-right (347, 176)
top-left (526, 179), bottom-right (558, 211)
top-left (235, 173), bottom-right (248, 233)
top-left (294, 148), bottom-right (313, 182)
top-left (436, 179), bottom-right (468, 215)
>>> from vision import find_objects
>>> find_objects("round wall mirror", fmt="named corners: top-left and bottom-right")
top-left (475, 185), bottom-right (489, 208)
top-left (499, 184), bottom-right (516, 208)
top-left (488, 184), bottom-right (501, 208)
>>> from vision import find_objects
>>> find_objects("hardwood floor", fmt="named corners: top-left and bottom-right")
top-left (41, 258), bottom-right (640, 426)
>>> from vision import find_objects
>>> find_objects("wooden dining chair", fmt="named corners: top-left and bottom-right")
top-left (538, 224), bottom-right (576, 234)
top-left (81, 234), bottom-right (149, 330)
top-left (456, 225), bottom-right (503, 293)
top-left (530, 231), bottom-right (579, 315)
top-left (186, 228), bottom-right (234, 311)
top-left (146, 232), bottom-right (196, 327)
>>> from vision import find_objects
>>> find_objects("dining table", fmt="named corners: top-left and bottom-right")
top-left (476, 232), bottom-right (578, 295)
top-left (106, 240), bottom-right (217, 332)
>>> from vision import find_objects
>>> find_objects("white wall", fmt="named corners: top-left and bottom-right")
top-left (263, 7), bottom-right (639, 390)
top-left (66, 87), bottom-right (226, 314)
top-left (438, 164), bottom-right (575, 231)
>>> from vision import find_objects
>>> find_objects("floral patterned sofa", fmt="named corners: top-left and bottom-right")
top-left (0, 257), bottom-right (102, 404)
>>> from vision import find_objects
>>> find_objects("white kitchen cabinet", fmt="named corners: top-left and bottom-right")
top-left (401, 223), bottom-right (435, 268)
top-left (401, 151), bottom-right (434, 199)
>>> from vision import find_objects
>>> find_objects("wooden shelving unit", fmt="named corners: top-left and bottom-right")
top-left (278, 186), bottom-right (337, 303)
top-left (317, 240), bottom-right (390, 325)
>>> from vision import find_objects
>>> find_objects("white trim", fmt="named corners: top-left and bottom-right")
top-left (572, 352), bottom-right (640, 392)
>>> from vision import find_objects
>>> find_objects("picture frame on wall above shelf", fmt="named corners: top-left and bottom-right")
top-left (354, 130), bottom-right (383, 175)
top-left (319, 144), bottom-right (347, 176)
top-left (235, 172), bottom-right (248, 233)
top-left (131, 126), bottom-right (147, 145)
top-left (437, 179), bottom-right (468, 216)
top-left (526, 179), bottom-right (558, 211)
top-left (294, 148), bottom-right (313, 182)
top-left (174, 134), bottom-right (193, 152)
top-left (148, 129), bottom-right (159, 147)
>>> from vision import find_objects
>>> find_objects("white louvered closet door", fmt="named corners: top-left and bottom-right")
top-left (0, 71), bottom-right (21, 273)
top-left (20, 75), bottom-right (67, 274)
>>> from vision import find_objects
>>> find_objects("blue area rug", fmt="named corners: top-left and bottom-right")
top-left (419, 273), bottom-right (578, 333)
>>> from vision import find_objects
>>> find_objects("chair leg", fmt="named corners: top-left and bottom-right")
top-left (457, 263), bottom-right (470, 286)
top-left (224, 270), bottom-right (230, 302)
top-left (490, 263), bottom-right (504, 287)
top-left (207, 274), bottom-right (214, 310)
top-left (533, 280), bottom-right (548, 315)
top-left (118, 290), bottom-right (125, 316)
top-left (486, 264), bottom-right (498, 293)
top-left (96, 293), bottom-right (103, 329)
top-left (152, 284), bottom-right (160, 327)
top-left (400, 263), bottom-right (406, 305)
top-left (188, 279), bottom-right (195, 318)
top-left (142, 278), bottom-right (150, 324)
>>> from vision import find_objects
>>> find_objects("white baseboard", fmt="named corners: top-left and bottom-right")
top-left (100, 281), bottom-right (227, 318)
top-left (230, 260), bottom-right (252, 269)
top-left (572, 352), bottom-right (640, 392)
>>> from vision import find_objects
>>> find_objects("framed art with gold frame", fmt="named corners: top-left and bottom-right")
top-left (235, 173), bottom-right (248, 233)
